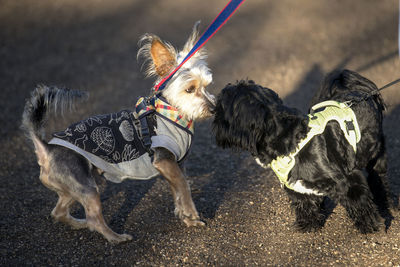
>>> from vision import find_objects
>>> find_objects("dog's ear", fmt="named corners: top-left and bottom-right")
top-left (138, 35), bottom-right (177, 78)
top-left (182, 21), bottom-right (207, 60)
top-left (182, 21), bottom-right (200, 53)
top-left (150, 39), bottom-right (177, 77)
top-left (213, 82), bottom-right (272, 155)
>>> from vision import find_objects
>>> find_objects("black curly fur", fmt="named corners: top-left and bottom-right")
top-left (213, 70), bottom-right (391, 233)
top-left (213, 80), bottom-right (309, 163)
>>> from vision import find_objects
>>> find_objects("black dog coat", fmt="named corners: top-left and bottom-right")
top-left (49, 96), bottom-right (193, 183)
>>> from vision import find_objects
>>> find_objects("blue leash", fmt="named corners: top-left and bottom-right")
top-left (154, 0), bottom-right (245, 92)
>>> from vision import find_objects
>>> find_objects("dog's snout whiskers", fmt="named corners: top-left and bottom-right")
top-left (201, 88), bottom-right (216, 112)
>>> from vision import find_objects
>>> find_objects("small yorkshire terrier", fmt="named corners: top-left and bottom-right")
top-left (213, 70), bottom-right (391, 233)
top-left (22, 22), bottom-right (215, 243)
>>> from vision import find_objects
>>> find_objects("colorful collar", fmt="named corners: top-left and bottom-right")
top-left (135, 95), bottom-right (194, 135)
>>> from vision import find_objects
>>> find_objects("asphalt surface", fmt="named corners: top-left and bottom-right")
top-left (1, 0), bottom-right (400, 266)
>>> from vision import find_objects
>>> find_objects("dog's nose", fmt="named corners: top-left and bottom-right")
top-left (207, 96), bottom-right (216, 114)
top-left (209, 106), bottom-right (216, 115)
top-left (209, 94), bottom-right (216, 106)
top-left (202, 89), bottom-right (216, 111)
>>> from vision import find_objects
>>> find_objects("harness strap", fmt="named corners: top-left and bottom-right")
top-left (308, 101), bottom-right (360, 152)
top-left (135, 95), bottom-right (194, 134)
top-left (269, 101), bottom-right (361, 191)
top-left (139, 115), bottom-right (156, 157)
top-left (134, 95), bottom-right (194, 161)
top-left (133, 99), bottom-right (157, 157)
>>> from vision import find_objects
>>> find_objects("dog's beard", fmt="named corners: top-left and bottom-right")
top-left (162, 66), bottom-right (214, 121)
top-left (213, 103), bottom-right (267, 156)
top-left (171, 95), bottom-right (214, 120)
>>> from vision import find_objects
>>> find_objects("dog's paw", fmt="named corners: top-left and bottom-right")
top-left (107, 233), bottom-right (133, 244)
top-left (353, 210), bottom-right (381, 233)
top-left (183, 217), bottom-right (206, 227)
top-left (294, 212), bottom-right (325, 233)
top-left (295, 222), bottom-right (322, 233)
top-left (295, 219), bottom-right (324, 233)
top-left (174, 205), bottom-right (205, 227)
top-left (355, 223), bottom-right (379, 234)
top-left (355, 219), bottom-right (380, 234)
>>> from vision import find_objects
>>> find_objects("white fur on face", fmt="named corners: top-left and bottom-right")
top-left (162, 55), bottom-right (214, 120)
top-left (137, 22), bottom-right (215, 120)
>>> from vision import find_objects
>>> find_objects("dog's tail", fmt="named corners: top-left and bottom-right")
top-left (21, 85), bottom-right (88, 163)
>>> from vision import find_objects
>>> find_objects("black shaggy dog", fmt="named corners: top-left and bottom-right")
top-left (213, 70), bottom-right (391, 233)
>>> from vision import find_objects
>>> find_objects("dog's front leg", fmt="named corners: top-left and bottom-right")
top-left (153, 147), bottom-right (205, 227)
top-left (286, 189), bottom-right (326, 232)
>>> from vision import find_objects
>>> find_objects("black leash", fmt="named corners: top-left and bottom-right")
top-left (378, 78), bottom-right (400, 92)
top-left (365, 78), bottom-right (400, 99)
top-left (345, 78), bottom-right (400, 106)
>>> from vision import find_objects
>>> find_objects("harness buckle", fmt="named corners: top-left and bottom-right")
top-left (343, 100), bottom-right (353, 108)
top-left (345, 120), bottom-right (355, 135)
top-left (283, 155), bottom-right (294, 165)
top-left (132, 113), bottom-right (155, 157)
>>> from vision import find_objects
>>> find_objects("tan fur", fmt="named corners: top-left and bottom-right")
top-left (31, 135), bottom-right (52, 188)
top-left (150, 40), bottom-right (177, 77)
top-left (32, 135), bottom-right (48, 167)
top-left (137, 34), bottom-right (177, 79)
top-left (153, 148), bottom-right (204, 227)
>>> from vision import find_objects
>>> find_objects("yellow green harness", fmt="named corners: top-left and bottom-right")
top-left (268, 101), bottom-right (361, 191)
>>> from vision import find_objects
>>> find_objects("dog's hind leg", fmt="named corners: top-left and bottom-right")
top-left (46, 177), bottom-right (132, 243)
top-left (51, 193), bottom-right (87, 229)
top-left (366, 144), bottom-right (391, 211)
top-left (366, 143), bottom-right (393, 229)
top-left (287, 190), bottom-right (326, 232)
top-left (339, 169), bottom-right (380, 233)
top-left (80, 191), bottom-right (133, 244)
top-left (46, 148), bottom-right (132, 243)
top-left (36, 148), bottom-right (86, 229)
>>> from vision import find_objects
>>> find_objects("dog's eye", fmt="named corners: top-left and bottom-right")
top-left (185, 85), bottom-right (196, 93)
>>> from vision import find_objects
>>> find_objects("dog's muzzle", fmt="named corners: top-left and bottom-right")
top-left (202, 88), bottom-right (216, 114)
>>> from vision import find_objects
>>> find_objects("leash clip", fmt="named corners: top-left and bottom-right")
top-left (343, 100), bottom-right (353, 108)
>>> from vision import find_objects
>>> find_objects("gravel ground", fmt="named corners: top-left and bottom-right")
top-left (1, 0), bottom-right (399, 266)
